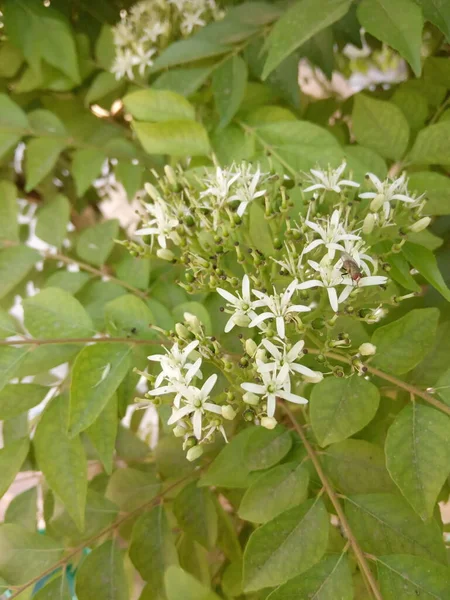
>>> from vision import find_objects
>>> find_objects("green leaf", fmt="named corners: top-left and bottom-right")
top-left (16, 344), bottom-right (79, 378)
top-left (76, 541), bottom-right (128, 600)
top-left (173, 483), bottom-right (218, 550)
top-left (24, 287), bottom-right (94, 339)
top-left (95, 25), bottom-right (115, 70)
top-left (322, 439), bottom-right (396, 495)
top-left (0, 245), bottom-right (38, 299)
top-left (123, 89), bottom-right (195, 122)
top-left (105, 294), bottom-right (155, 339)
top-left (376, 554), bottom-right (450, 598)
top-left (0, 347), bottom-right (32, 394)
top-left (245, 425), bottom-right (292, 470)
top-left (152, 65), bottom-right (215, 97)
top-left (33, 575), bottom-right (71, 600)
top-left (0, 41), bottom-right (23, 78)
top-left (409, 121), bottom-right (450, 165)
top-left (385, 404), bottom-right (450, 520)
top-left (115, 162), bottom-right (143, 200)
top-left (85, 71), bottom-right (124, 106)
top-left (165, 566), bottom-right (220, 600)
top-left (310, 376), bottom-right (380, 447)
top-left (346, 493), bottom-right (447, 563)
top-left (243, 498), bottom-right (329, 591)
top-left (411, 321), bottom-right (450, 387)
top-left (25, 138), bottom-right (66, 192)
top-left (239, 462), bottom-right (309, 523)
top-left (0, 438), bottom-right (29, 499)
top-left (34, 395), bottom-right (87, 530)
top-left (129, 505), bottom-right (178, 592)
top-left (344, 145), bottom-right (387, 181)
top-left (72, 148), bottom-right (105, 197)
top-left (151, 39), bottom-right (230, 72)
top-left (408, 171), bottom-right (450, 215)
top-left (5, 487), bottom-right (37, 531)
top-left (85, 393), bottom-right (118, 474)
top-left (106, 466), bottom-right (160, 511)
top-left (357, 0), bottom-right (423, 76)
top-left (352, 95), bottom-right (409, 160)
top-left (76, 219), bottom-right (119, 267)
top-left (262, 0), bottom-right (352, 79)
top-left (382, 248), bottom-right (421, 292)
top-left (35, 195), bottom-right (70, 248)
top-left (416, 0), bottom-right (450, 40)
top-left (267, 552), bottom-right (353, 600)
top-left (0, 384), bottom-right (48, 420)
top-left (0, 524), bottom-right (62, 585)
top-left (249, 202), bottom-right (276, 256)
top-left (28, 109), bottom-right (66, 135)
top-left (0, 94), bottom-right (28, 159)
top-left (371, 308), bottom-right (439, 375)
top-left (402, 242), bottom-right (450, 301)
top-left (114, 256), bottom-right (150, 291)
top-left (391, 87), bottom-right (429, 130)
top-left (0, 181), bottom-right (19, 243)
top-left (0, 309), bottom-right (18, 338)
top-left (199, 427), bottom-right (256, 488)
top-left (133, 120), bottom-right (210, 157)
top-left (44, 270), bottom-right (90, 295)
top-left (212, 55), bottom-right (248, 128)
top-left (69, 343), bottom-right (132, 436)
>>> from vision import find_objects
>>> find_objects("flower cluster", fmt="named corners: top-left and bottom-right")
top-left (131, 160), bottom-right (431, 458)
top-left (111, 0), bottom-right (223, 80)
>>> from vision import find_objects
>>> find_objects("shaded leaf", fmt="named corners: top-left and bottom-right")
top-left (25, 138), bottom-right (66, 192)
top-left (377, 554), bottom-right (450, 598)
top-left (72, 148), bottom-right (105, 197)
top-left (0, 245), bottom-right (39, 299)
top-left (35, 194), bottom-right (70, 248)
top-left (106, 467), bottom-right (160, 511)
top-left (402, 242), bottom-right (450, 301)
top-left (85, 393), bottom-right (118, 474)
top-left (409, 121), bottom-right (450, 165)
top-left (76, 220), bottom-right (119, 267)
top-left (213, 55), bottom-right (248, 128)
top-left (76, 540), bottom-right (128, 600)
top-left (173, 482), bottom-right (218, 550)
top-left (0, 383), bottom-right (48, 420)
top-left (0, 438), bottom-right (29, 499)
top-left (0, 181), bottom-right (19, 243)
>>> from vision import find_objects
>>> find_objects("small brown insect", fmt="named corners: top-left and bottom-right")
top-left (341, 253), bottom-right (362, 283)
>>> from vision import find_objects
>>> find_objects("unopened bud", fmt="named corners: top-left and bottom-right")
top-left (184, 312), bottom-right (202, 333)
top-left (359, 342), bottom-right (376, 356)
top-left (144, 182), bottom-right (161, 202)
top-left (261, 416), bottom-right (277, 430)
top-left (243, 391), bottom-right (260, 406)
top-left (222, 405), bottom-right (236, 420)
top-left (233, 314), bottom-right (251, 328)
top-left (156, 248), bottom-right (175, 261)
top-left (369, 193), bottom-right (385, 212)
top-left (245, 339), bottom-right (258, 357)
top-left (303, 370), bottom-right (324, 383)
top-left (164, 165), bottom-right (177, 188)
top-left (186, 445), bottom-right (204, 462)
top-left (175, 323), bottom-right (190, 339)
top-left (173, 425), bottom-right (186, 438)
top-left (363, 213), bottom-right (375, 234)
top-left (409, 216), bottom-right (431, 233)
top-left (255, 348), bottom-right (266, 361)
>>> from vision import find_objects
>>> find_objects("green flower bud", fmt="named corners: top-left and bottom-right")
top-left (186, 445), bottom-right (204, 462)
top-left (144, 182), bottom-right (161, 202)
top-left (369, 193), bottom-right (385, 212)
top-left (164, 165), bottom-right (178, 188)
top-left (156, 248), bottom-right (175, 261)
top-left (359, 342), bottom-right (376, 356)
top-left (222, 405), bottom-right (236, 420)
top-left (173, 425), bottom-right (186, 438)
top-left (245, 339), bottom-right (258, 357)
top-left (243, 391), bottom-right (259, 406)
top-left (243, 408), bottom-right (255, 422)
top-left (175, 323), bottom-right (190, 339)
top-left (261, 416), bottom-right (277, 430)
top-left (311, 318), bottom-right (326, 329)
top-left (362, 213), bottom-right (375, 234)
top-left (409, 217), bottom-right (431, 233)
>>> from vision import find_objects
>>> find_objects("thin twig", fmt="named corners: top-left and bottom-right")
top-left (0, 336), bottom-right (166, 346)
top-left (282, 403), bottom-right (383, 600)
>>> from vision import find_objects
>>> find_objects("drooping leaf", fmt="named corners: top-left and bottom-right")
top-left (173, 482), bottom-right (218, 550)
top-left (371, 308), bottom-right (439, 375)
top-left (402, 242), bottom-right (450, 301)
top-left (69, 343), bottom-right (132, 436)
top-left (76, 541), bottom-right (129, 600)
top-left (310, 376), bottom-right (380, 447)
top-left (239, 462), bottom-right (309, 523)
top-left (23, 287), bottom-right (94, 339)
top-left (0, 245), bottom-right (39, 299)
top-left (123, 89), bottom-right (195, 122)
top-left (34, 395), bottom-right (87, 530)
top-left (357, 0), bottom-right (423, 76)
top-left (376, 554), bottom-right (450, 598)
top-left (385, 403), bottom-right (450, 520)
top-left (85, 393), bottom-right (118, 474)
top-left (212, 55), bottom-right (248, 128)
top-left (0, 438), bottom-right (29, 499)
top-left (133, 120), bottom-right (210, 157)
top-left (0, 383), bottom-right (48, 420)
top-left (243, 498), bottom-right (329, 591)
top-left (76, 220), bottom-right (119, 267)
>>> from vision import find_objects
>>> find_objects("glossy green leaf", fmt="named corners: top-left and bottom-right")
top-left (310, 375), bottom-right (380, 447)
top-left (23, 287), bottom-right (94, 339)
top-left (76, 541), bottom-right (128, 600)
top-left (0, 524), bottom-right (63, 585)
top-left (352, 95), bottom-right (409, 160)
top-left (213, 55), bottom-right (248, 128)
top-left (76, 219), bottom-right (119, 267)
top-left (85, 393), bottom-right (118, 474)
top-left (245, 425), bottom-right (292, 470)
top-left (165, 566), bottom-right (220, 600)
top-left (409, 121), bottom-right (450, 165)
top-left (0, 94), bottom-right (28, 159)
top-left (105, 294), bottom-right (155, 339)
top-left (5, 487), bottom-right (37, 531)
top-left (69, 343), bottom-right (132, 436)
top-left (72, 148), bottom-right (105, 197)
top-left (402, 242), bottom-right (450, 301)
top-left (345, 493), bottom-right (447, 563)
top-left (243, 498), bottom-right (329, 591)
top-left (385, 404), bottom-right (450, 520)
top-left (0, 245), bottom-right (39, 299)
top-left (34, 395), bottom-right (87, 530)
top-left (267, 552), bottom-right (353, 600)
top-left (357, 0), bottom-right (423, 76)
top-left (377, 554), bottom-right (450, 598)
top-left (123, 89), bottom-right (195, 122)
top-left (25, 138), bottom-right (66, 192)
top-left (262, 0), bottom-right (352, 79)
top-left (0, 438), bottom-right (29, 499)
top-left (0, 181), bottom-right (19, 243)
top-left (129, 505), bottom-right (178, 592)
top-left (383, 249), bottom-right (421, 292)
top-left (133, 120), bottom-right (210, 156)
top-left (174, 482), bottom-right (218, 550)
top-left (371, 308), bottom-right (439, 375)
top-left (239, 462), bottom-right (309, 523)
top-left (106, 466), bottom-right (160, 511)
top-left (35, 195), bottom-right (70, 248)
top-left (0, 383), bottom-right (48, 420)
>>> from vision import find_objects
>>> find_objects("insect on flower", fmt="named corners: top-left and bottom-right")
top-left (341, 253), bottom-right (363, 284)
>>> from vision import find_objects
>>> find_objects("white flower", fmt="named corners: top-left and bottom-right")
top-left (359, 173), bottom-right (416, 220)
top-left (148, 340), bottom-right (200, 386)
top-left (168, 374), bottom-right (220, 439)
top-left (250, 280), bottom-right (311, 338)
top-left (241, 365), bottom-right (308, 417)
top-left (135, 199), bottom-right (179, 248)
top-left (181, 9), bottom-right (206, 35)
top-left (200, 166), bottom-right (240, 205)
top-left (228, 165), bottom-right (268, 217)
top-left (337, 273), bottom-right (388, 305)
top-left (217, 275), bottom-right (262, 332)
top-left (142, 21), bottom-right (169, 43)
top-left (303, 163), bottom-right (359, 193)
top-left (303, 209), bottom-right (361, 260)
top-left (133, 43), bottom-right (157, 76)
top-left (111, 48), bottom-right (139, 80)
top-left (297, 261), bottom-right (344, 312)
top-left (258, 339), bottom-right (323, 385)
top-left (340, 238), bottom-right (377, 277)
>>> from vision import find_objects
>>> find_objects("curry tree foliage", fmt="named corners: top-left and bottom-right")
top-left (0, 0), bottom-right (449, 599)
